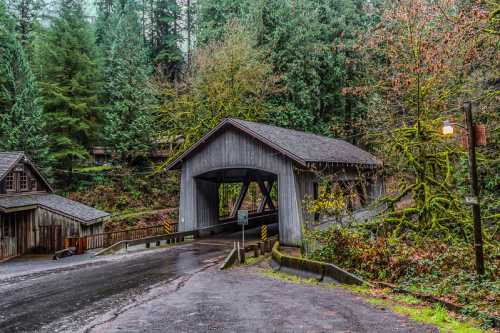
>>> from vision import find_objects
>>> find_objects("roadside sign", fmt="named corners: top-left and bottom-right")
top-left (237, 210), bottom-right (248, 249)
top-left (237, 210), bottom-right (248, 225)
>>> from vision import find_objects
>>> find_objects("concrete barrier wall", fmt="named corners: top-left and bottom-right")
top-left (271, 241), bottom-right (364, 285)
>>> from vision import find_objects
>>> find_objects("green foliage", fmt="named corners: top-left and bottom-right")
top-left (5, 0), bottom-right (45, 45)
top-left (67, 166), bottom-right (179, 213)
top-left (101, 0), bottom-right (157, 161)
top-left (0, 0), bottom-right (50, 170)
top-left (305, 225), bottom-right (499, 324)
top-left (380, 121), bottom-right (471, 240)
top-left (195, 0), bottom-right (253, 45)
top-left (159, 23), bottom-right (279, 163)
top-left (195, 0), bottom-right (378, 134)
top-left (255, 0), bottom-right (377, 133)
top-left (391, 303), bottom-right (486, 333)
top-left (33, 0), bottom-right (102, 173)
top-left (149, 0), bottom-right (184, 81)
top-left (362, 1), bottom-right (498, 239)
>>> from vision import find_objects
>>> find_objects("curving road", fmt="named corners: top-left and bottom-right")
top-left (0, 236), bottom-right (437, 333)
top-left (0, 242), bottom-right (228, 333)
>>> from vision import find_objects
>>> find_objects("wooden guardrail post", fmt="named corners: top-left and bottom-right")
top-left (253, 244), bottom-right (260, 257)
top-left (259, 241), bottom-right (265, 254)
top-left (265, 240), bottom-right (272, 253)
top-left (239, 247), bottom-right (246, 264)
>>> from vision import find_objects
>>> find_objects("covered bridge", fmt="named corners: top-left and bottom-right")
top-left (166, 118), bottom-right (382, 246)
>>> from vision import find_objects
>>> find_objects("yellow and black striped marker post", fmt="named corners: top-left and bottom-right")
top-left (163, 220), bottom-right (174, 235)
top-left (261, 225), bottom-right (267, 241)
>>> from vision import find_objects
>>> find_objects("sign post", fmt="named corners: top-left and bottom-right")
top-left (237, 210), bottom-right (248, 249)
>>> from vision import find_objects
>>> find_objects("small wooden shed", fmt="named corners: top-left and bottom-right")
top-left (0, 152), bottom-right (109, 259)
top-left (166, 118), bottom-right (382, 246)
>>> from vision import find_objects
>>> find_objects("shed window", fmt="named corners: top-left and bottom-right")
top-left (31, 178), bottom-right (37, 191)
top-left (6, 173), bottom-right (15, 191)
top-left (20, 172), bottom-right (28, 191)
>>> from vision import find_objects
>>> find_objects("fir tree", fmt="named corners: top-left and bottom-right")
top-left (33, 0), bottom-right (102, 173)
top-left (195, 0), bottom-right (252, 45)
top-left (102, 0), bottom-right (156, 161)
top-left (0, 0), bottom-right (50, 169)
top-left (6, 0), bottom-right (45, 45)
top-left (149, 0), bottom-right (183, 81)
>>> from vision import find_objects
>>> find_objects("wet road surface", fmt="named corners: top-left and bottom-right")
top-left (88, 263), bottom-right (438, 333)
top-left (0, 243), bottom-right (229, 332)
top-left (0, 233), bottom-right (437, 333)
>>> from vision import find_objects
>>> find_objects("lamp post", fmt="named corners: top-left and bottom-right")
top-left (442, 101), bottom-right (485, 276)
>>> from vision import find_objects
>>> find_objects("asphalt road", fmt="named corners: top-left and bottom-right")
top-left (89, 263), bottom-right (438, 333)
top-left (0, 242), bottom-right (228, 333)
top-left (0, 236), bottom-right (437, 333)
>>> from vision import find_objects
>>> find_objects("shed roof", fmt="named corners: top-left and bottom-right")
top-left (0, 152), bottom-right (24, 180)
top-left (0, 194), bottom-right (109, 224)
top-left (166, 118), bottom-right (381, 170)
top-left (0, 151), bottom-right (53, 192)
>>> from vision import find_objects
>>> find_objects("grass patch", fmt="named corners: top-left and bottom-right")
top-left (363, 291), bottom-right (488, 333)
top-left (242, 255), bottom-right (268, 266)
top-left (109, 208), bottom-right (163, 221)
top-left (392, 294), bottom-right (423, 305)
top-left (74, 165), bottom-right (113, 173)
top-left (393, 304), bottom-right (485, 333)
top-left (260, 269), bottom-right (319, 286)
top-left (261, 267), bottom-right (490, 332)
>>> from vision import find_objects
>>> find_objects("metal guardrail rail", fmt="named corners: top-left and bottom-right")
top-left (95, 211), bottom-right (278, 256)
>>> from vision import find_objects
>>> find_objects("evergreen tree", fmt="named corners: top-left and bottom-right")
top-left (195, 0), bottom-right (252, 45)
top-left (95, 0), bottom-right (124, 46)
top-left (97, 0), bottom-right (183, 82)
top-left (149, 0), bottom-right (183, 81)
top-left (253, 0), bottom-right (377, 133)
top-left (0, 0), bottom-right (50, 169)
top-left (102, 0), bottom-right (156, 161)
top-left (33, 0), bottom-right (102, 173)
top-left (6, 0), bottom-right (45, 45)
top-left (194, 0), bottom-right (377, 135)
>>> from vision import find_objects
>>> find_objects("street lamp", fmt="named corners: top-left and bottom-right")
top-left (442, 101), bottom-right (485, 276)
top-left (441, 120), bottom-right (455, 135)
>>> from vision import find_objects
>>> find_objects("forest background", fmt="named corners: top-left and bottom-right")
top-left (0, 0), bottom-right (498, 325)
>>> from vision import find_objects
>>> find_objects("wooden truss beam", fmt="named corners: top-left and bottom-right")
top-left (257, 180), bottom-right (275, 213)
top-left (230, 180), bottom-right (250, 218)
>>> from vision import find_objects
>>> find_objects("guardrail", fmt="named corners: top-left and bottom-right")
top-left (94, 215), bottom-right (277, 256)
top-left (85, 224), bottom-right (176, 250)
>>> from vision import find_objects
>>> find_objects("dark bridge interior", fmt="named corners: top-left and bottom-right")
top-left (195, 168), bottom-right (278, 231)
top-left (196, 168), bottom-right (277, 184)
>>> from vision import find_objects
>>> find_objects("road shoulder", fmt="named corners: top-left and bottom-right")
top-left (85, 260), bottom-right (439, 333)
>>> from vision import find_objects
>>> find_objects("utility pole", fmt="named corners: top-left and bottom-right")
top-left (464, 101), bottom-right (485, 276)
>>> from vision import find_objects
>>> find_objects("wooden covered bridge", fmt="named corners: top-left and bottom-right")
top-left (166, 118), bottom-right (381, 246)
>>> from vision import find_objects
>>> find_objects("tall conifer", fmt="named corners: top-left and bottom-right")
top-left (102, 0), bottom-right (156, 161)
top-left (0, 0), bottom-right (49, 169)
top-left (33, 0), bottom-right (102, 173)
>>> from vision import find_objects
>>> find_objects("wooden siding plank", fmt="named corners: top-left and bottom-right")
top-left (178, 127), bottom-right (306, 245)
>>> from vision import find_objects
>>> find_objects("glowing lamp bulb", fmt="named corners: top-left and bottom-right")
top-left (442, 120), bottom-right (454, 136)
